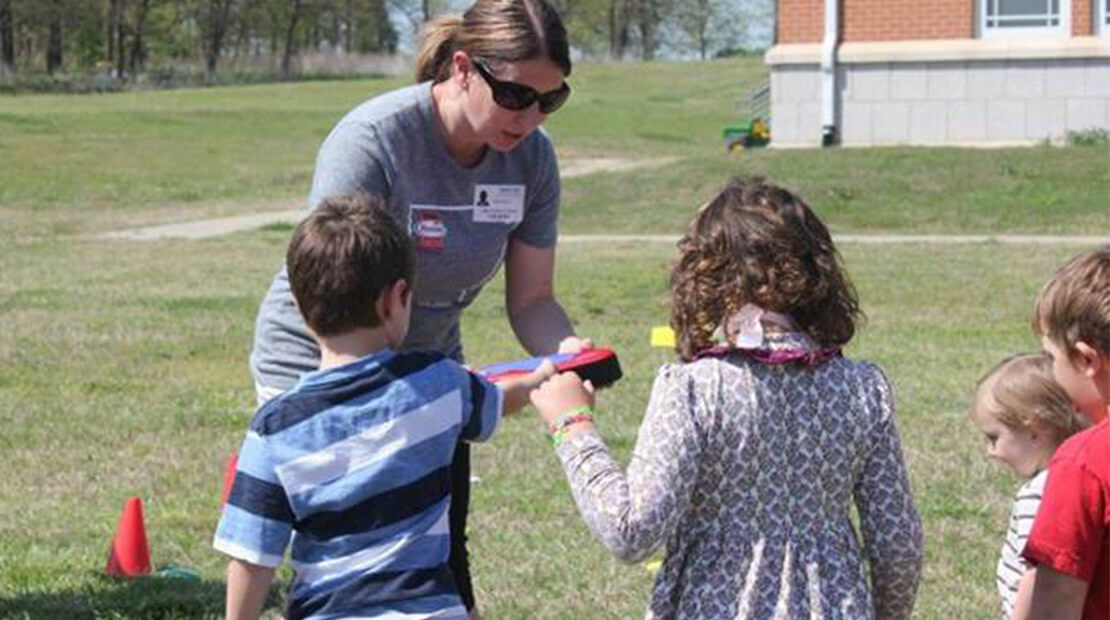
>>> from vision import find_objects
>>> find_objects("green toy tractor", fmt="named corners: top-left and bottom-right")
top-left (722, 80), bottom-right (771, 152)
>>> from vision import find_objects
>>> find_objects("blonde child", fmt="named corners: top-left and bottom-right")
top-left (530, 177), bottom-right (923, 620)
top-left (970, 353), bottom-right (1090, 619)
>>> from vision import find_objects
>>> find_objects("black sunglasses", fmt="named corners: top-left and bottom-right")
top-left (471, 58), bottom-right (571, 115)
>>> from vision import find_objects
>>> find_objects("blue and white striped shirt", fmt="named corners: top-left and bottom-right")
top-left (214, 349), bottom-right (502, 620)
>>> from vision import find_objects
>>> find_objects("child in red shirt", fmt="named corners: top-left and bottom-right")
top-left (1018, 247), bottom-right (1110, 620)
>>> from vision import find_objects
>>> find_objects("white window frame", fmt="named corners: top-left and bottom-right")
top-left (980, 0), bottom-right (1071, 38)
top-left (1099, 0), bottom-right (1110, 35)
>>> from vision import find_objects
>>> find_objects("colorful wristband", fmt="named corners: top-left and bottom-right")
top-left (551, 422), bottom-right (592, 447)
top-left (549, 406), bottom-right (595, 448)
top-left (548, 405), bottom-right (595, 435)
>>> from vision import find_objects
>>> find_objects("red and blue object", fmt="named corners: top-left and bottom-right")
top-left (475, 347), bottom-right (623, 388)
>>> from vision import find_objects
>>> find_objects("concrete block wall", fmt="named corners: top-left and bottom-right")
top-left (770, 57), bottom-right (1110, 146)
top-left (768, 65), bottom-right (823, 145)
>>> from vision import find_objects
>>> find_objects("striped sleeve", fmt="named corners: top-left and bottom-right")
top-left (460, 369), bottom-right (502, 443)
top-left (1008, 473), bottom-right (1046, 555)
top-left (996, 472), bottom-right (1046, 615)
top-left (213, 431), bottom-right (294, 568)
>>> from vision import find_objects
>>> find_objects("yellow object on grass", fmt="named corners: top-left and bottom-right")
top-left (650, 326), bottom-right (675, 348)
top-left (644, 559), bottom-right (663, 575)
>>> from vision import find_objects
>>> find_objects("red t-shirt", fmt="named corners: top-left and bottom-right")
top-left (1022, 419), bottom-right (1110, 620)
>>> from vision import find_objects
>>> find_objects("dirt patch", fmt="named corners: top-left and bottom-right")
top-left (100, 157), bottom-right (678, 241)
top-left (559, 157), bottom-right (676, 178)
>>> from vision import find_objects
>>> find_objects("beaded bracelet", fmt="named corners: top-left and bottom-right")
top-left (549, 405), bottom-right (595, 447)
top-left (548, 405), bottom-right (595, 434)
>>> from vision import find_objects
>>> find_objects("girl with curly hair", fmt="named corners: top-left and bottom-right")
top-left (530, 177), bottom-right (924, 620)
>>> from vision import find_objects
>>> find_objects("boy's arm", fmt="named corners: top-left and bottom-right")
top-left (1011, 567), bottom-right (1036, 620)
top-left (1012, 566), bottom-right (1087, 620)
top-left (226, 559), bottom-right (275, 620)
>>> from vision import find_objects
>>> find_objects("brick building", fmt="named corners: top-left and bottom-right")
top-left (766, 0), bottom-right (1110, 146)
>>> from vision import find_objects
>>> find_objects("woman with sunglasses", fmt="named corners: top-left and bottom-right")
top-left (247, 1), bottom-right (585, 619)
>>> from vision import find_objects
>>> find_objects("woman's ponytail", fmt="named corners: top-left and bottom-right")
top-left (414, 15), bottom-right (464, 83)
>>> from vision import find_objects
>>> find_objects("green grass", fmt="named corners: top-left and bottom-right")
top-left (1, 56), bottom-right (1107, 238)
top-left (0, 56), bottom-right (1108, 619)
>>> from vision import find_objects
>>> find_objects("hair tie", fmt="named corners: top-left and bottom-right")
top-left (713, 303), bottom-right (797, 349)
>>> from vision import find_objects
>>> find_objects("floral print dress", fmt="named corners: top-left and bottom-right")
top-left (554, 332), bottom-right (923, 620)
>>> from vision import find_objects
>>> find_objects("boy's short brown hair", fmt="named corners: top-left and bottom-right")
top-left (1032, 246), bottom-right (1110, 359)
top-left (287, 193), bottom-right (414, 338)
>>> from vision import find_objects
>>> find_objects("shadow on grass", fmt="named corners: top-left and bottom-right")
top-left (0, 571), bottom-right (283, 620)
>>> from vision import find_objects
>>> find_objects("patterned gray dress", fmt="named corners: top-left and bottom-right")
top-left (554, 332), bottom-right (923, 620)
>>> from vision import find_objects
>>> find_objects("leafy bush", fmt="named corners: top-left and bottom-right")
top-left (1066, 127), bottom-right (1110, 147)
top-left (0, 53), bottom-right (407, 94)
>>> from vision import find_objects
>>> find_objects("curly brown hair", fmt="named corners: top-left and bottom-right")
top-left (670, 177), bottom-right (861, 361)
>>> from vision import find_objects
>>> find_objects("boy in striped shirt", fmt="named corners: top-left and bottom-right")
top-left (214, 193), bottom-right (552, 620)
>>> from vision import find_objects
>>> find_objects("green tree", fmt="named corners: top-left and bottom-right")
top-left (203, 0), bottom-right (236, 74)
top-left (0, 0), bottom-right (14, 72)
top-left (45, 0), bottom-right (63, 73)
top-left (675, 0), bottom-right (735, 59)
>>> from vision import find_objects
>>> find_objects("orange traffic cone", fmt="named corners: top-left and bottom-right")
top-left (105, 497), bottom-right (152, 577)
top-left (221, 452), bottom-right (239, 508)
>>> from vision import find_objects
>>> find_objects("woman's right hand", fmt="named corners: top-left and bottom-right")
top-left (530, 371), bottom-right (595, 425)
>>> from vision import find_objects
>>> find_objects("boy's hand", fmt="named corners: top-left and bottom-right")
top-left (523, 358), bottom-right (558, 388)
top-left (495, 359), bottom-right (556, 416)
top-left (493, 359), bottom-right (556, 392)
top-left (530, 371), bottom-right (595, 425)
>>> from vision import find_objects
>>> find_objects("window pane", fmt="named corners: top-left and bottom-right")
top-left (998, 17), bottom-right (1051, 26)
top-left (996, 0), bottom-right (1049, 16)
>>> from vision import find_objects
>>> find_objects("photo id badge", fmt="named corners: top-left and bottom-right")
top-left (473, 184), bottom-right (525, 224)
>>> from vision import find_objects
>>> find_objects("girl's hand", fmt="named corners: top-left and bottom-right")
top-left (530, 371), bottom-right (595, 425)
top-left (557, 336), bottom-right (593, 354)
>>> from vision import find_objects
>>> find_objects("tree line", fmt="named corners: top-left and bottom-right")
top-left (550, 0), bottom-right (765, 62)
top-left (0, 0), bottom-right (764, 83)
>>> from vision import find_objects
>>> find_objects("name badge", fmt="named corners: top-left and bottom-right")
top-left (472, 184), bottom-right (525, 224)
top-left (411, 209), bottom-right (446, 253)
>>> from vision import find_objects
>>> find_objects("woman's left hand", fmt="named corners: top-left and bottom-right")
top-left (557, 336), bottom-right (593, 354)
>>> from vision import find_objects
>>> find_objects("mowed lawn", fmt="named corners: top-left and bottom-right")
top-left (1, 56), bottom-right (1108, 619)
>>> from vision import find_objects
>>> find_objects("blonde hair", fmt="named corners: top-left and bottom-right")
top-left (970, 352), bottom-right (1089, 446)
top-left (1032, 246), bottom-right (1110, 361)
top-left (414, 0), bottom-right (571, 83)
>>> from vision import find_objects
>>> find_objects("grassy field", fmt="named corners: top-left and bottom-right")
top-left (1, 56), bottom-right (1108, 619)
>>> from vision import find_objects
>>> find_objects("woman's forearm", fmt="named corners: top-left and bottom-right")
top-left (507, 295), bottom-right (575, 356)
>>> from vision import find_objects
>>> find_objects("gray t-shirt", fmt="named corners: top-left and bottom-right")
top-left (251, 82), bottom-right (561, 390)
